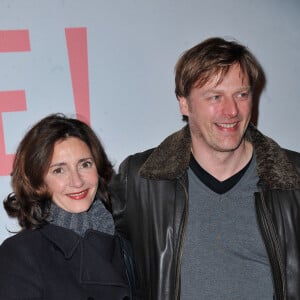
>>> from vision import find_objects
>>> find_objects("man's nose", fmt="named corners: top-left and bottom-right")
top-left (223, 96), bottom-right (238, 117)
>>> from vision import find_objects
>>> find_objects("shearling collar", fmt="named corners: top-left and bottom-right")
top-left (140, 124), bottom-right (300, 189)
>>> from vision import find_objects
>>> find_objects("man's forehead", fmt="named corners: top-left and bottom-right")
top-left (200, 64), bottom-right (249, 89)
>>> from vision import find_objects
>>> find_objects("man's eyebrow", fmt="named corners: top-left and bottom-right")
top-left (236, 85), bottom-right (251, 91)
top-left (205, 85), bottom-right (251, 93)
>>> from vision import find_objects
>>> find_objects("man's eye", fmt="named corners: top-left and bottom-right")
top-left (211, 95), bottom-right (220, 100)
top-left (237, 91), bottom-right (250, 99)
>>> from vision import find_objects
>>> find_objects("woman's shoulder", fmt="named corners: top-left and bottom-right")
top-left (0, 229), bottom-right (45, 299)
top-left (0, 228), bottom-right (43, 255)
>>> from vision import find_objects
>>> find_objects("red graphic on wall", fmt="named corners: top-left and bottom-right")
top-left (0, 91), bottom-right (27, 176)
top-left (0, 29), bottom-right (30, 52)
top-left (0, 30), bottom-right (29, 176)
top-left (0, 27), bottom-right (90, 176)
top-left (65, 27), bottom-right (90, 125)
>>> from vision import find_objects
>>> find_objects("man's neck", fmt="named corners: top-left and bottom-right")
top-left (191, 140), bottom-right (253, 181)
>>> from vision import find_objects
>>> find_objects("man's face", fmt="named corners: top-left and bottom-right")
top-left (178, 64), bottom-right (252, 154)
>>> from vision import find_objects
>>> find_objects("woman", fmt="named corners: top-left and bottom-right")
top-left (0, 113), bottom-right (136, 300)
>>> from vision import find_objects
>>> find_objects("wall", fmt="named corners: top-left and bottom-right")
top-left (0, 0), bottom-right (299, 243)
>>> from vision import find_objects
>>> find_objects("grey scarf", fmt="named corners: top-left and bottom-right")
top-left (48, 198), bottom-right (115, 236)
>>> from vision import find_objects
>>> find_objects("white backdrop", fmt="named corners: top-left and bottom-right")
top-left (0, 0), bottom-right (299, 243)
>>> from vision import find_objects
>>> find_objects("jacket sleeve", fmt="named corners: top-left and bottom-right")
top-left (0, 235), bottom-right (43, 299)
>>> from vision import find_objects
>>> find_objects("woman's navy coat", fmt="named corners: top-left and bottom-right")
top-left (0, 224), bottom-right (133, 300)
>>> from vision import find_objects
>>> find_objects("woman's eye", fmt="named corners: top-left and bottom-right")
top-left (52, 167), bottom-right (63, 174)
top-left (81, 160), bottom-right (93, 169)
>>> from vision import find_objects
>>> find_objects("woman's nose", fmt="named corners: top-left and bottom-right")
top-left (69, 170), bottom-right (84, 187)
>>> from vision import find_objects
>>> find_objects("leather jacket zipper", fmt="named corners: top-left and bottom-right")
top-left (255, 191), bottom-right (286, 300)
top-left (175, 178), bottom-right (189, 300)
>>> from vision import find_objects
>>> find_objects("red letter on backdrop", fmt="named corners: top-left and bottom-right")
top-left (0, 29), bottom-right (30, 52)
top-left (0, 30), bottom-right (29, 176)
top-left (0, 91), bottom-right (27, 176)
top-left (0, 28), bottom-right (90, 176)
top-left (65, 27), bottom-right (90, 124)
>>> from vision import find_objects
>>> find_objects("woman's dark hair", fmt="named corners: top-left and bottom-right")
top-left (4, 113), bottom-right (113, 230)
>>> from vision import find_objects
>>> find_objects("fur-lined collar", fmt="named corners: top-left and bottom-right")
top-left (140, 124), bottom-right (300, 189)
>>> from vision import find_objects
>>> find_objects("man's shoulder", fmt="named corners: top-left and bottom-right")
top-left (284, 148), bottom-right (300, 175)
top-left (119, 126), bottom-right (191, 180)
top-left (284, 148), bottom-right (300, 160)
top-left (117, 148), bottom-right (156, 178)
top-left (126, 148), bottom-right (155, 164)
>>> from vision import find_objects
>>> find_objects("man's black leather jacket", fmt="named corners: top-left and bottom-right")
top-left (111, 124), bottom-right (300, 300)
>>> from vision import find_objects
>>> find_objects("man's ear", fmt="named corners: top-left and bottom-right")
top-left (178, 96), bottom-right (189, 117)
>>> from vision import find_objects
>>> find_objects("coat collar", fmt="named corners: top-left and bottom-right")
top-left (140, 124), bottom-right (300, 189)
top-left (39, 224), bottom-right (81, 259)
top-left (39, 224), bottom-right (128, 286)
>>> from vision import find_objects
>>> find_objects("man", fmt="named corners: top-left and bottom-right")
top-left (111, 37), bottom-right (300, 299)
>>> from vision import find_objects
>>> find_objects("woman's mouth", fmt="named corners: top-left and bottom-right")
top-left (66, 189), bottom-right (89, 200)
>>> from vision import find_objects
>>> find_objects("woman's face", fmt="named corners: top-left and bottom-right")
top-left (44, 137), bottom-right (99, 213)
